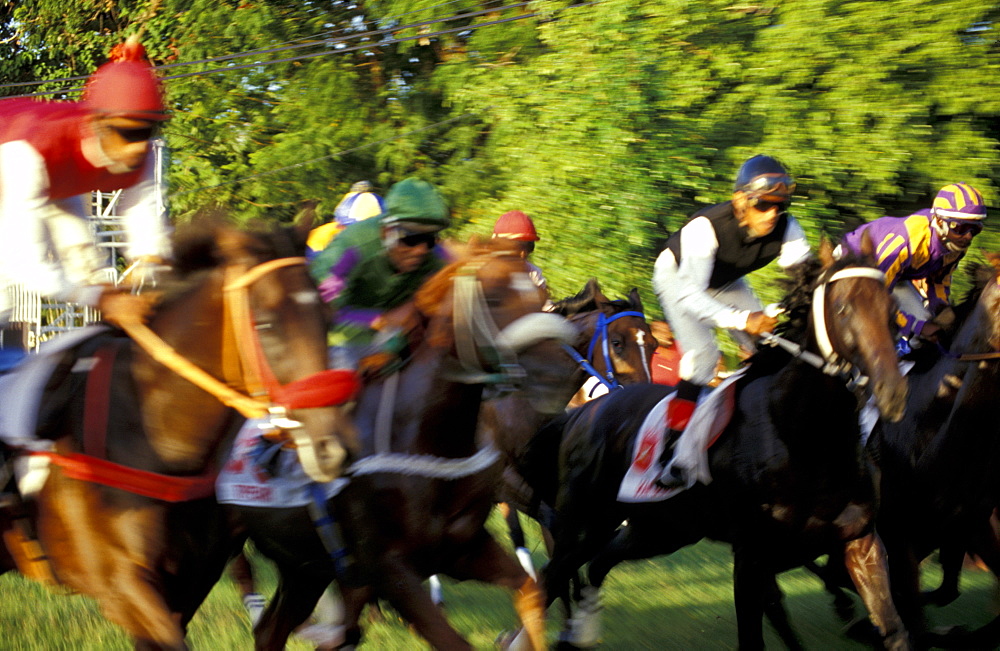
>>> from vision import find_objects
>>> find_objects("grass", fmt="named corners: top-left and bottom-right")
top-left (0, 511), bottom-right (996, 650)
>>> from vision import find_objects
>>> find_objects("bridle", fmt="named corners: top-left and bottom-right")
top-left (122, 257), bottom-right (357, 478)
top-left (561, 310), bottom-right (648, 391)
top-left (761, 266), bottom-right (886, 390)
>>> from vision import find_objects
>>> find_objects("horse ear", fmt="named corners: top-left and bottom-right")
top-left (628, 287), bottom-right (644, 312)
top-left (818, 237), bottom-right (835, 267)
top-left (292, 200), bottom-right (320, 242)
top-left (858, 229), bottom-right (877, 262)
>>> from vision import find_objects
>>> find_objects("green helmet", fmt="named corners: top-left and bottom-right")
top-left (381, 178), bottom-right (450, 232)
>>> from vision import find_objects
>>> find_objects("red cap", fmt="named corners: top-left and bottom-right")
top-left (492, 210), bottom-right (539, 241)
top-left (83, 38), bottom-right (168, 121)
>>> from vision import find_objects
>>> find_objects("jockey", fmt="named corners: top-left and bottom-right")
top-left (838, 182), bottom-right (987, 354)
top-left (492, 209), bottom-right (548, 294)
top-left (0, 38), bottom-right (171, 370)
top-left (309, 177), bottom-right (451, 371)
top-left (304, 180), bottom-right (386, 260)
top-left (652, 154), bottom-right (811, 489)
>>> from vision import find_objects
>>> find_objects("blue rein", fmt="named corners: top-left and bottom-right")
top-left (562, 310), bottom-right (645, 391)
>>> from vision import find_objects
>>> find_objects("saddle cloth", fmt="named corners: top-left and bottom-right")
top-left (617, 369), bottom-right (742, 503)
top-left (217, 418), bottom-right (346, 508)
top-left (0, 326), bottom-right (108, 453)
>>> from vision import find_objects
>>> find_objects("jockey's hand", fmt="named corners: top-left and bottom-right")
top-left (98, 288), bottom-right (159, 329)
top-left (918, 321), bottom-right (941, 342)
top-left (745, 311), bottom-right (779, 337)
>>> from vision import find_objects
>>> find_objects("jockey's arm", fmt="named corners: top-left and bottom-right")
top-left (116, 155), bottom-right (172, 263)
top-left (0, 141), bottom-right (104, 307)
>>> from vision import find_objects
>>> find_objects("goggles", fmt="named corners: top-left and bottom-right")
top-left (741, 173), bottom-right (796, 202)
top-left (105, 123), bottom-right (159, 143)
top-left (397, 230), bottom-right (438, 248)
top-left (944, 219), bottom-right (983, 237)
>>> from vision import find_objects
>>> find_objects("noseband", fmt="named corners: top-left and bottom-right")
top-left (123, 256), bottom-right (356, 420)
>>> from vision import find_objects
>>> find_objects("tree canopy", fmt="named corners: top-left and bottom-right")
top-left (4, 0), bottom-right (999, 325)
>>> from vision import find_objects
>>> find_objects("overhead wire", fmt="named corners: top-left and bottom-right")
top-left (0, 0), bottom-right (535, 97)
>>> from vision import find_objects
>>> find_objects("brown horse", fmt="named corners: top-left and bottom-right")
top-left (231, 237), bottom-right (575, 650)
top-left (0, 222), bottom-right (350, 650)
top-left (524, 240), bottom-right (911, 650)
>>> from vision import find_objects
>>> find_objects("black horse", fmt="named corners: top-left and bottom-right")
top-left (522, 240), bottom-right (911, 650)
top-left (867, 253), bottom-right (1000, 649)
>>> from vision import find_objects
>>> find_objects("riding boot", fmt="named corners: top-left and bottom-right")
top-left (655, 380), bottom-right (701, 490)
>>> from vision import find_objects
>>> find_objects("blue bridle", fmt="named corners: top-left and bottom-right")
top-left (561, 310), bottom-right (646, 391)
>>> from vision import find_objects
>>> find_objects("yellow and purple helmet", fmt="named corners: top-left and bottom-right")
top-left (932, 183), bottom-right (987, 222)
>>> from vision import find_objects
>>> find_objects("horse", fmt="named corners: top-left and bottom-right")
top-left (481, 278), bottom-right (656, 569)
top-left (0, 221), bottom-right (351, 650)
top-left (521, 239), bottom-right (912, 650)
top-left (227, 237), bottom-right (576, 650)
top-left (866, 253), bottom-right (1000, 648)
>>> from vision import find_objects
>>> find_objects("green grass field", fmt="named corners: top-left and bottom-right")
top-left (0, 512), bottom-right (996, 650)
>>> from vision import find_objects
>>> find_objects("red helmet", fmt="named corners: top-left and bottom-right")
top-left (83, 40), bottom-right (168, 121)
top-left (492, 210), bottom-right (540, 241)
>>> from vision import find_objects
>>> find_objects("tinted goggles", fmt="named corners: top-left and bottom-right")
top-left (398, 231), bottom-right (438, 248)
top-left (107, 123), bottom-right (159, 143)
top-left (742, 173), bottom-right (796, 201)
top-left (945, 219), bottom-right (983, 237)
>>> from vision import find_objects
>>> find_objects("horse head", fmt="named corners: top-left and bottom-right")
top-left (812, 236), bottom-right (908, 422)
top-left (551, 278), bottom-right (655, 390)
top-left (147, 221), bottom-right (353, 481)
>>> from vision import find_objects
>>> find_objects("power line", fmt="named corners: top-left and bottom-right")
top-left (0, 0), bottom-right (535, 97)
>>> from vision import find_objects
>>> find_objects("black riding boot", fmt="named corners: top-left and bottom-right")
top-left (655, 380), bottom-right (702, 490)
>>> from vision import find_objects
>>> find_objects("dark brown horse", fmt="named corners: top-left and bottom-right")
top-left (869, 253), bottom-right (1000, 648)
top-left (231, 238), bottom-right (575, 650)
top-left (0, 223), bottom-right (349, 650)
top-left (481, 278), bottom-right (655, 570)
top-left (522, 241), bottom-right (911, 650)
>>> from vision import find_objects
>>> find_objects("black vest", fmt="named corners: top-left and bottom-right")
top-left (665, 201), bottom-right (788, 289)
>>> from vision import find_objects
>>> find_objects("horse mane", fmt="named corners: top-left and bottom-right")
top-left (155, 216), bottom-right (305, 309)
top-left (742, 249), bottom-right (875, 376)
top-left (550, 278), bottom-right (641, 317)
top-left (410, 237), bottom-right (524, 349)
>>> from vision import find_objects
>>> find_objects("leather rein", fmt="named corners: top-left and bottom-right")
top-left (39, 257), bottom-right (356, 501)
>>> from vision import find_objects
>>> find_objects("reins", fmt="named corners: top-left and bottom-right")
top-left (761, 267), bottom-right (887, 391)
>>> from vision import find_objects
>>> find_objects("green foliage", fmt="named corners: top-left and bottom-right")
top-left (6, 0), bottom-right (1000, 330)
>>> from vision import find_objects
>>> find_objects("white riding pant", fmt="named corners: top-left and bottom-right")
top-left (655, 259), bottom-right (761, 386)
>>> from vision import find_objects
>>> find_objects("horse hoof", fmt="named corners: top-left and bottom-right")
top-left (295, 623), bottom-right (345, 648)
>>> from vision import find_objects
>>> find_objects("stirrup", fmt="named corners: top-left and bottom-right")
top-left (655, 465), bottom-right (687, 491)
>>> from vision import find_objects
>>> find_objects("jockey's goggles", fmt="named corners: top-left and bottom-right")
top-left (397, 230), bottom-right (438, 248)
top-left (105, 123), bottom-right (160, 143)
top-left (943, 218), bottom-right (983, 237)
top-left (741, 173), bottom-right (796, 203)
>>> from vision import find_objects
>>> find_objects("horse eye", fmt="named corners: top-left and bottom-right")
top-left (612, 339), bottom-right (625, 353)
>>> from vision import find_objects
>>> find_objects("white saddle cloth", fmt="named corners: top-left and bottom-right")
top-left (217, 418), bottom-right (346, 508)
top-left (617, 369), bottom-right (742, 503)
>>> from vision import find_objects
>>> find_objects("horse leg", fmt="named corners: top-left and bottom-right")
top-left (98, 577), bottom-right (188, 651)
top-left (923, 542), bottom-right (964, 607)
top-left (448, 534), bottom-right (546, 651)
top-left (731, 546), bottom-right (770, 651)
top-left (842, 534), bottom-right (910, 651)
top-left (502, 503), bottom-right (538, 581)
top-left (372, 555), bottom-right (471, 650)
top-left (761, 573), bottom-right (804, 651)
top-left (254, 566), bottom-right (332, 651)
